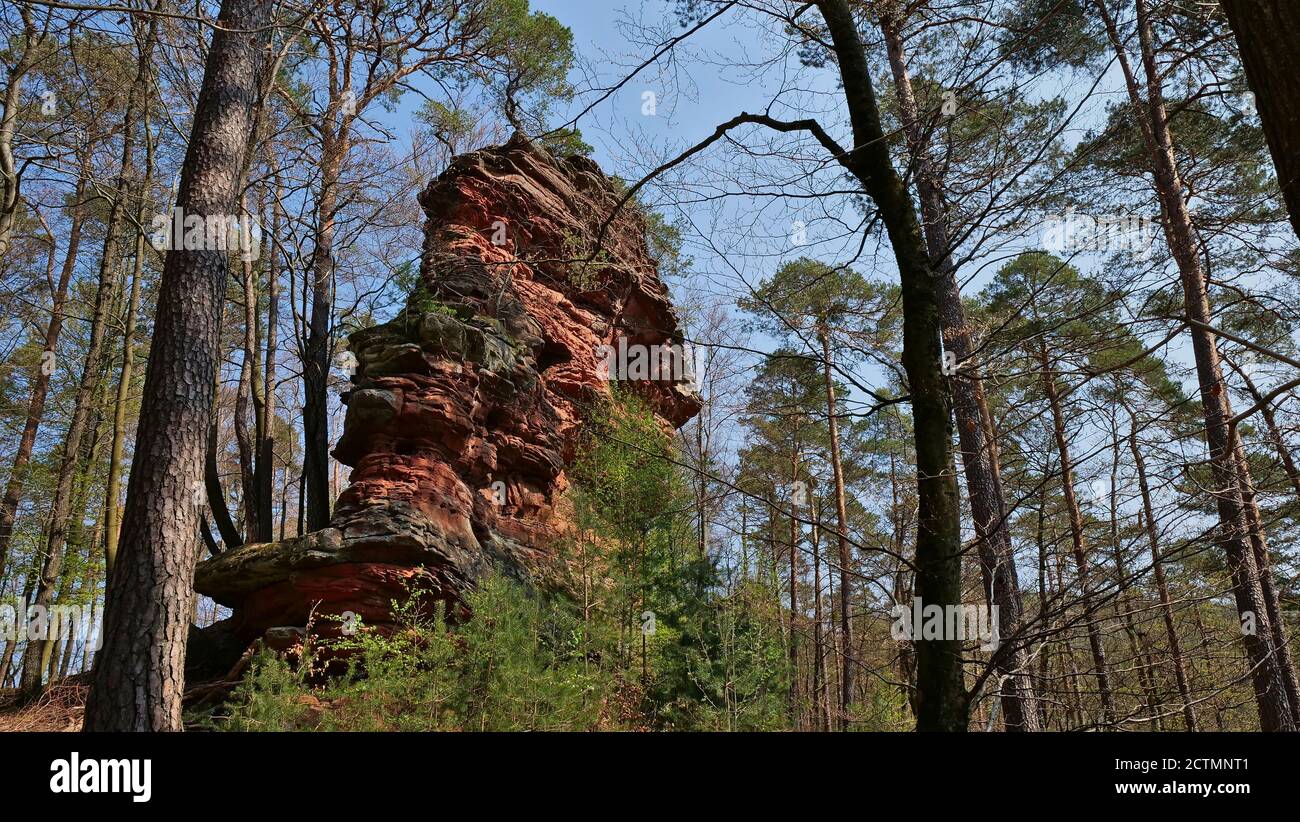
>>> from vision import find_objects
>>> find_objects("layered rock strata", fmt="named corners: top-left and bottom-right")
top-left (193, 135), bottom-right (700, 648)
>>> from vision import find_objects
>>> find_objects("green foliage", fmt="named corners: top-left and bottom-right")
top-left (215, 575), bottom-right (610, 731)
top-left (851, 678), bottom-right (913, 732)
top-left (739, 258), bottom-right (894, 371)
top-left (1076, 98), bottom-right (1280, 225)
top-left (571, 391), bottom-right (685, 543)
top-left (393, 281), bottom-right (459, 338)
top-left (538, 126), bottom-right (593, 157)
top-left (406, 284), bottom-right (458, 320)
top-left (642, 209), bottom-right (690, 281)
top-left (997, 0), bottom-right (1107, 72)
top-left (415, 101), bottom-right (479, 148)
top-left (647, 579), bottom-right (790, 731)
top-left (983, 251), bottom-right (1113, 341)
top-left (569, 390), bottom-right (789, 729)
top-left (480, 0), bottom-right (577, 134)
top-left (597, 178), bottom-right (691, 281)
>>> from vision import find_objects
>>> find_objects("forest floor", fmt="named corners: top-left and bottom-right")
top-left (0, 677), bottom-right (89, 731)
top-left (0, 673), bottom-right (252, 731)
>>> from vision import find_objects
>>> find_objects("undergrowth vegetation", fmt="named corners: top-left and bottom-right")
top-left (204, 391), bottom-right (912, 731)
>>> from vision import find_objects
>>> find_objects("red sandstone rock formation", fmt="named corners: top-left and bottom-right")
top-left (193, 135), bottom-right (700, 651)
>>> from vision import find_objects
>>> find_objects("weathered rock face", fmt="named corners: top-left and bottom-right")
top-left (194, 135), bottom-right (700, 645)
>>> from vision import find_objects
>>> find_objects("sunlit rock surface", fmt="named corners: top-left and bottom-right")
top-left (193, 134), bottom-right (700, 650)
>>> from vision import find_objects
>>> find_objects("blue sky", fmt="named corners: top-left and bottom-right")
top-left (507, 2), bottom-right (1253, 528)
top-left (524, 1), bottom-right (869, 358)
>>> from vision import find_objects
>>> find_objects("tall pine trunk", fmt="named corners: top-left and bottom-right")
top-left (1221, 0), bottom-right (1300, 238)
top-left (83, 0), bottom-right (274, 731)
top-left (205, 297), bottom-right (243, 552)
top-left (1232, 440), bottom-right (1300, 722)
top-left (1229, 361), bottom-right (1300, 504)
top-left (1128, 415), bottom-right (1198, 731)
top-left (811, 495), bottom-right (831, 731)
top-left (819, 0), bottom-right (966, 731)
top-left (1095, 0), bottom-right (1295, 729)
top-left (879, 10), bottom-right (1038, 731)
top-left (235, 251), bottom-right (259, 538)
top-left (104, 99), bottom-right (154, 577)
top-left (1035, 338), bottom-right (1116, 726)
top-left (254, 163), bottom-right (280, 542)
top-left (787, 440), bottom-right (801, 726)
top-left (819, 328), bottom-right (854, 729)
top-left (28, 377), bottom-right (108, 686)
top-left (302, 134), bottom-right (347, 531)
